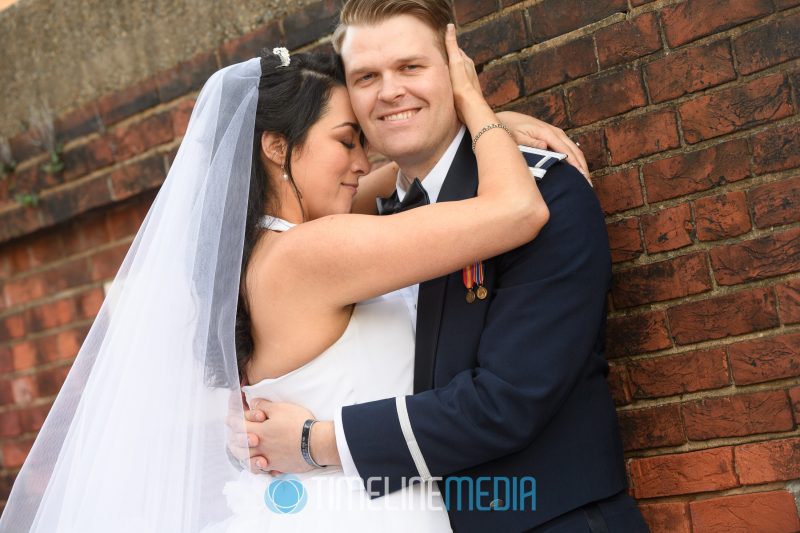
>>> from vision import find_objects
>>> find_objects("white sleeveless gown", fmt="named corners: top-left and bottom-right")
top-left (207, 216), bottom-right (452, 532)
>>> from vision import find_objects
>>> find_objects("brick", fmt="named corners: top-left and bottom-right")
top-left (607, 217), bottom-right (642, 263)
top-left (282, 0), bottom-right (340, 50)
top-left (478, 63), bottom-right (521, 107)
top-left (61, 136), bottom-right (116, 183)
top-left (750, 176), bottom-right (800, 228)
top-left (776, 0), bottom-right (800, 7)
top-left (97, 77), bottom-right (160, 128)
top-left (710, 227), bottom-right (800, 285)
top-left (645, 39), bottom-right (736, 104)
top-left (0, 346), bottom-right (11, 373)
top-left (3, 275), bottom-right (46, 306)
top-left (30, 297), bottom-right (77, 332)
top-left (628, 348), bottom-right (729, 399)
top-left (680, 74), bottom-right (794, 144)
top-left (690, 491), bottom-right (800, 533)
top-left (571, 129), bottom-right (607, 172)
top-left (110, 155), bottom-right (166, 201)
top-left (28, 231), bottom-right (65, 267)
top-left (155, 52), bottom-right (217, 103)
top-left (170, 98), bottom-right (195, 138)
top-left (0, 411), bottom-right (21, 438)
top-left (50, 327), bottom-right (85, 362)
top-left (89, 243), bottom-right (130, 282)
top-left (641, 203), bottom-right (693, 254)
top-left (683, 389), bottom-right (794, 440)
top-left (110, 111), bottom-right (175, 162)
top-left (777, 278), bottom-right (800, 324)
top-left (639, 502), bottom-right (691, 533)
top-left (5, 241), bottom-right (31, 274)
top-left (618, 404), bottom-right (685, 451)
top-left (661, 0), bottom-right (773, 48)
top-left (607, 363), bottom-right (631, 405)
top-left (453, 0), bottom-right (496, 25)
top-left (736, 437), bottom-right (800, 485)
top-left (10, 376), bottom-right (36, 405)
top-left (734, 12), bottom-right (800, 75)
top-left (106, 203), bottom-right (145, 240)
top-left (668, 287), bottom-right (779, 345)
top-left (0, 201), bottom-right (43, 243)
top-left (596, 12), bottom-right (661, 68)
top-left (79, 212), bottom-right (112, 251)
top-left (612, 252), bottom-right (711, 308)
top-left (35, 365), bottom-right (70, 397)
top-left (460, 10), bottom-right (528, 66)
top-left (790, 386), bottom-right (800, 423)
top-left (2, 440), bottom-right (32, 468)
top-left (38, 175), bottom-right (113, 228)
top-left (605, 310), bottom-right (672, 358)
top-left (18, 403), bottom-right (50, 433)
top-left (693, 191), bottom-right (751, 241)
top-left (629, 447), bottom-right (737, 498)
top-left (642, 139), bottom-right (750, 202)
top-left (752, 122), bottom-right (800, 175)
top-left (15, 163), bottom-right (62, 195)
top-left (728, 333), bottom-right (800, 385)
top-left (11, 341), bottom-right (37, 370)
top-left (8, 128), bottom-right (44, 163)
top-left (506, 90), bottom-right (569, 130)
top-left (219, 21), bottom-right (283, 66)
top-left (527, 0), bottom-right (628, 42)
top-left (40, 257), bottom-right (93, 293)
top-left (1, 313), bottom-right (28, 341)
top-left (605, 110), bottom-right (680, 165)
top-left (593, 167), bottom-right (643, 215)
top-left (567, 67), bottom-right (646, 126)
top-left (78, 287), bottom-right (105, 319)
top-left (54, 102), bottom-right (102, 144)
top-left (520, 36), bottom-right (596, 94)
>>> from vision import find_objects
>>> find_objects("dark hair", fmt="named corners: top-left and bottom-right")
top-left (235, 50), bottom-right (346, 383)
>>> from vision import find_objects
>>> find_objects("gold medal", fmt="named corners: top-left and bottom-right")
top-left (466, 289), bottom-right (476, 304)
top-left (476, 285), bottom-right (488, 300)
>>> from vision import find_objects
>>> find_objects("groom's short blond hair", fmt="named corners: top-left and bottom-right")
top-left (332, 0), bottom-right (455, 55)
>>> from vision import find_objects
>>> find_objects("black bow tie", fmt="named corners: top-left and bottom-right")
top-left (376, 178), bottom-right (431, 216)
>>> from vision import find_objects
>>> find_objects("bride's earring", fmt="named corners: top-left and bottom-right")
top-left (281, 164), bottom-right (289, 181)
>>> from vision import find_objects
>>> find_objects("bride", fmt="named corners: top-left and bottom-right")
top-left (0, 28), bottom-right (550, 532)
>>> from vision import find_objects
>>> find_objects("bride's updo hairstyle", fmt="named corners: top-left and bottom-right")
top-left (235, 49), bottom-right (347, 382)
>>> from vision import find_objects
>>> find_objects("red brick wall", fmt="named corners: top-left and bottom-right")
top-left (1, 1), bottom-right (799, 530)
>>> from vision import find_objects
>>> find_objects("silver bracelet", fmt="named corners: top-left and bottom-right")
top-left (301, 419), bottom-right (325, 468)
top-left (471, 122), bottom-right (512, 151)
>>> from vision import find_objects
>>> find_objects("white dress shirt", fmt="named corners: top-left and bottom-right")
top-left (333, 126), bottom-right (467, 481)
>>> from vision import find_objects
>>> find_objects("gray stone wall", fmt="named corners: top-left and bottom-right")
top-left (0, 0), bottom-right (314, 138)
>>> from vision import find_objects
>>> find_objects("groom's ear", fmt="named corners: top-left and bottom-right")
top-left (260, 132), bottom-right (287, 166)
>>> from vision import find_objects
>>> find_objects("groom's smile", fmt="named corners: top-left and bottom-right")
top-left (340, 14), bottom-right (461, 178)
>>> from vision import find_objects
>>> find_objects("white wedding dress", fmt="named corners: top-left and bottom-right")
top-left (205, 216), bottom-right (452, 532)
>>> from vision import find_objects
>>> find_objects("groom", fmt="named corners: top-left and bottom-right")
top-left (245, 1), bottom-right (648, 531)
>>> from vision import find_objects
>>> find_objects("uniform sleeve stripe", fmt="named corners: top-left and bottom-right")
top-left (395, 395), bottom-right (432, 481)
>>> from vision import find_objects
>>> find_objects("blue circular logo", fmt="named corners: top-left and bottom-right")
top-left (264, 474), bottom-right (307, 514)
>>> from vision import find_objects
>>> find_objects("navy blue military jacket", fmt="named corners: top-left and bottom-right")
top-left (342, 134), bottom-right (627, 532)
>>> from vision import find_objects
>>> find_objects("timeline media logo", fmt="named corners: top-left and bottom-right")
top-left (264, 474), bottom-right (308, 514)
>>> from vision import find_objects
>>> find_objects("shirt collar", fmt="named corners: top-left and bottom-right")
top-left (395, 125), bottom-right (466, 204)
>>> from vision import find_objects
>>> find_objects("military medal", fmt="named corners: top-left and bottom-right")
top-left (475, 261), bottom-right (487, 300)
top-left (462, 261), bottom-right (486, 303)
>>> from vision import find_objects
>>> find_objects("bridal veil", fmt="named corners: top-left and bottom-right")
top-left (0, 58), bottom-right (260, 531)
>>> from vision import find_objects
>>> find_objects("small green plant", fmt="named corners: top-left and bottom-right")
top-left (13, 192), bottom-right (39, 207)
top-left (41, 141), bottom-right (64, 175)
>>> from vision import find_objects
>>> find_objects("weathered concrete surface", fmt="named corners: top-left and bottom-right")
top-left (0, 0), bottom-right (315, 139)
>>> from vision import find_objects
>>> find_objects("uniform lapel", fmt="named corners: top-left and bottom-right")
top-left (414, 134), bottom-right (478, 392)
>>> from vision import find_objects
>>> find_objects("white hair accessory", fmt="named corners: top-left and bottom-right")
top-left (272, 47), bottom-right (291, 67)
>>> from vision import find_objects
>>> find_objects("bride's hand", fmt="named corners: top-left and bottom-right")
top-left (444, 24), bottom-right (485, 121)
top-left (496, 111), bottom-right (591, 181)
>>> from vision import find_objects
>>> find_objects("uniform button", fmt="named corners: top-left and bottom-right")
top-left (489, 498), bottom-right (504, 510)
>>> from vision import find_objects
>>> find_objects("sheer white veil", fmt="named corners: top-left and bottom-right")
top-left (0, 58), bottom-right (261, 532)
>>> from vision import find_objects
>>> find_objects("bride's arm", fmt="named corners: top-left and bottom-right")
top-left (350, 160), bottom-right (398, 215)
